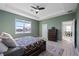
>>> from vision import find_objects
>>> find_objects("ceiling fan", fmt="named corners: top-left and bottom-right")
top-left (31, 5), bottom-right (45, 14)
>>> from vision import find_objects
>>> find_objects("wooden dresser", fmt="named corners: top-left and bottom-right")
top-left (48, 27), bottom-right (58, 42)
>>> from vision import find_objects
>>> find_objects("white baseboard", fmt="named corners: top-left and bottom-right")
top-left (75, 48), bottom-right (79, 56)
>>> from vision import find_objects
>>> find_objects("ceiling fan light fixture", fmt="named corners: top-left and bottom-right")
top-left (36, 9), bottom-right (39, 12)
top-left (35, 9), bottom-right (39, 14)
top-left (31, 5), bottom-right (45, 14)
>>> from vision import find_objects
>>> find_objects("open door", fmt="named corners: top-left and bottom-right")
top-left (42, 24), bottom-right (48, 41)
top-left (62, 20), bottom-right (75, 47)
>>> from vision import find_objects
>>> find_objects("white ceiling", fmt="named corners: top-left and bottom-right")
top-left (0, 3), bottom-right (77, 21)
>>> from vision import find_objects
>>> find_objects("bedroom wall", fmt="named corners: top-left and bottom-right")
top-left (39, 13), bottom-right (75, 40)
top-left (76, 4), bottom-right (79, 50)
top-left (0, 10), bottom-right (39, 38)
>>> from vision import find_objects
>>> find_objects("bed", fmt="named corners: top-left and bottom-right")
top-left (4, 36), bottom-right (46, 56)
top-left (15, 36), bottom-right (42, 47)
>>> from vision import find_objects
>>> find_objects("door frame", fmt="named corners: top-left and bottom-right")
top-left (62, 19), bottom-right (75, 47)
top-left (42, 24), bottom-right (48, 41)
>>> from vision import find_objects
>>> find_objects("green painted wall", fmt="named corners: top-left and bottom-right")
top-left (39, 13), bottom-right (75, 40)
top-left (0, 10), bottom-right (39, 38)
top-left (76, 4), bottom-right (79, 50)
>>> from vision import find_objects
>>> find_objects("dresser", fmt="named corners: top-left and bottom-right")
top-left (48, 27), bottom-right (58, 41)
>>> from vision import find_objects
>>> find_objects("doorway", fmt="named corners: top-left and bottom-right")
top-left (42, 24), bottom-right (48, 41)
top-left (62, 20), bottom-right (75, 47)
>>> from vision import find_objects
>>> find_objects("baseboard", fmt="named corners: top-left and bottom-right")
top-left (75, 48), bottom-right (79, 56)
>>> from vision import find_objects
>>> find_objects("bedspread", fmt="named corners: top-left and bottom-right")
top-left (15, 36), bottom-right (42, 47)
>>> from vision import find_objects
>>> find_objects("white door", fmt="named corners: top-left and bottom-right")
top-left (62, 20), bottom-right (75, 47)
top-left (42, 24), bottom-right (48, 41)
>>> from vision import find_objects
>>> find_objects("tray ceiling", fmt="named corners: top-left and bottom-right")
top-left (0, 3), bottom-right (77, 21)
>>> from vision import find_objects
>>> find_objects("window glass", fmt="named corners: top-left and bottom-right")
top-left (15, 19), bottom-right (31, 34)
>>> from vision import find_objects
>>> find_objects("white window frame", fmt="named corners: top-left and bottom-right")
top-left (15, 19), bottom-right (31, 34)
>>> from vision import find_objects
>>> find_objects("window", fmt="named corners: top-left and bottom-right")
top-left (65, 25), bottom-right (72, 32)
top-left (15, 19), bottom-right (31, 34)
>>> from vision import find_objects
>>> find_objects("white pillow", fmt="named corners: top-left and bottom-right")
top-left (0, 42), bottom-right (8, 53)
top-left (1, 32), bottom-right (17, 48)
top-left (1, 32), bottom-right (13, 39)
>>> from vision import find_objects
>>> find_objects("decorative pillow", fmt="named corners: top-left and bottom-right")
top-left (1, 32), bottom-right (13, 39)
top-left (0, 53), bottom-right (4, 56)
top-left (1, 32), bottom-right (17, 48)
top-left (0, 42), bottom-right (8, 53)
top-left (0, 39), bottom-right (2, 42)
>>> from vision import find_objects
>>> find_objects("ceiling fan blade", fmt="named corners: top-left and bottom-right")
top-left (31, 6), bottom-right (37, 9)
top-left (39, 7), bottom-right (45, 10)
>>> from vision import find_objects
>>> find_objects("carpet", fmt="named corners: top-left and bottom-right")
top-left (39, 44), bottom-right (64, 56)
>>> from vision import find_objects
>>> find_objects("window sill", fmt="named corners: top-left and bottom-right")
top-left (15, 32), bottom-right (31, 34)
